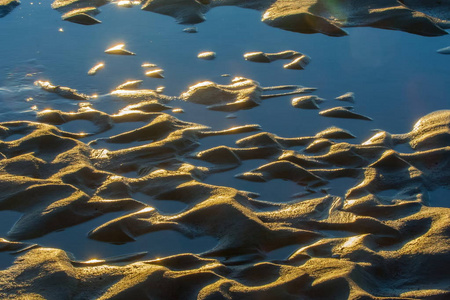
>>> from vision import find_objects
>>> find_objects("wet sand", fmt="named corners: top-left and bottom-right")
top-left (0, 99), bottom-right (449, 298)
top-left (0, 1), bottom-right (449, 299)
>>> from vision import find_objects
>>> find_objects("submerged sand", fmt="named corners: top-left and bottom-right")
top-left (2, 0), bottom-right (448, 36)
top-left (0, 0), bottom-right (19, 18)
top-left (45, 0), bottom-right (450, 36)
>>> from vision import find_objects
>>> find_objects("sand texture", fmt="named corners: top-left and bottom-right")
top-left (0, 78), bottom-right (449, 297)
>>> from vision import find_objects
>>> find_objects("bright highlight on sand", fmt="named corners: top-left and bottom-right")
top-left (105, 44), bottom-right (136, 55)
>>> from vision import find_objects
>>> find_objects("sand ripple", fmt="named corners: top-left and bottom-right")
top-left (0, 82), bottom-right (449, 298)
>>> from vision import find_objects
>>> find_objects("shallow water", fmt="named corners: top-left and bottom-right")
top-left (1, 1), bottom-right (449, 299)
top-left (1, 0), bottom-right (449, 253)
top-left (2, 4), bottom-right (449, 131)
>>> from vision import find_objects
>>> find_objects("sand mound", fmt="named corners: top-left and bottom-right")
top-left (180, 77), bottom-right (314, 112)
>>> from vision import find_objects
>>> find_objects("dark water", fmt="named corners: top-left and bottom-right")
top-left (0, 2), bottom-right (449, 263)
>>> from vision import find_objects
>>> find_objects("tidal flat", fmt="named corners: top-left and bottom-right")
top-left (0, 1), bottom-right (449, 299)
